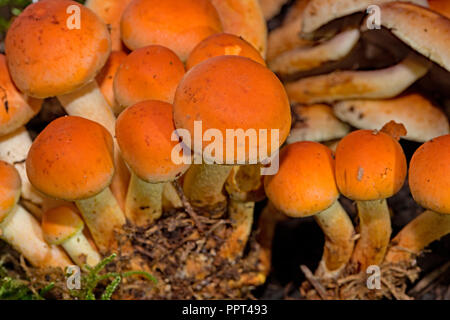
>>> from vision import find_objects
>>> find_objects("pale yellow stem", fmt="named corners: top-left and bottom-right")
top-left (386, 210), bottom-right (450, 263)
top-left (62, 229), bottom-right (101, 269)
top-left (125, 173), bottom-right (164, 226)
top-left (351, 199), bottom-right (391, 271)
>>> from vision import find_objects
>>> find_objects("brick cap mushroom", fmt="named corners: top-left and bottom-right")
top-left (364, 2), bottom-right (450, 72)
top-left (114, 45), bottom-right (185, 108)
top-left (335, 129), bottom-right (407, 270)
top-left (264, 142), bottom-right (355, 277)
top-left (42, 205), bottom-right (101, 268)
top-left (5, 0), bottom-right (111, 98)
top-left (334, 94), bottom-right (449, 143)
top-left (121, 0), bottom-right (222, 61)
top-left (386, 134), bottom-right (450, 262)
top-left (0, 160), bottom-right (71, 268)
top-left (26, 116), bottom-right (124, 253)
top-left (186, 33), bottom-right (266, 70)
top-left (116, 100), bottom-right (190, 226)
top-left (174, 55), bottom-right (291, 216)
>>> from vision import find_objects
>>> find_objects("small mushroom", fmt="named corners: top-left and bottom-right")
top-left (42, 205), bottom-right (101, 269)
top-left (26, 116), bottom-right (126, 254)
top-left (211, 0), bottom-right (267, 58)
top-left (285, 55), bottom-right (430, 104)
top-left (113, 45), bottom-right (185, 108)
top-left (269, 28), bottom-right (360, 75)
top-left (186, 33), bottom-right (266, 70)
top-left (96, 51), bottom-right (128, 116)
top-left (116, 100), bottom-right (190, 226)
top-left (335, 129), bottom-right (407, 271)
top-left (264, 142), bottom-right (355, 278)
top-left (0, 161), bottom-right (71, 268)
top-left (334, 94), bottom-right (450, 142)
top-left (85, 0), bottom-right (132, 51)
top-left (173, 56), bottom-right (291, 217)
top-left (287, 104), bottom-right (350, 144)
top-left (121, 0), bottom-right (223, 61)
top-left (386, 134), bottom-right (450, 263)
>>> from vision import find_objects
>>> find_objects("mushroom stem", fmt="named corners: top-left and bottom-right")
top-left (351, 199), bottom-right (392, 271)
top-left (0, 127), bottom-right (45, 218)
top-left (61, 229), bottom-right (101, 269)
top-left (162, 182), bottom-right (183, 210)
top-left (0, 205), bottom-right (71, 268)
top-left (57, 80), bottom-right (130, 210)
top-left (183, 164), bottom-right (233, 217)
top-left (385, 210), bottom-right (450, 263)
top-left (75, 187), bottom-right (126, 254)
top-left (125, 173), bottom-right (164, 226)
top-left (314, 200), bottom-right (356, 278)
top-left (219, 200), bottom-right (254, 260)
top-left (256, 202), bottom-right (288, 276)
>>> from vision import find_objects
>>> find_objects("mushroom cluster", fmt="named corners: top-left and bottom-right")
top-left (0, 0), bottom-right (448, 300)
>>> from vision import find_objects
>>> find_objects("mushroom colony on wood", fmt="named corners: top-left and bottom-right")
top-left (0, 0), bottom-right (448, 301)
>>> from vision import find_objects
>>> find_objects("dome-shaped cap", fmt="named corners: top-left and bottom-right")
top-left (5, 0), bottom-right (111, 98)
top-left (121, 0), bottom-right (222, 61)
top-left (186, 33), bottom-right (265, 70)
top-left (27, 116), bottom-right (114, 201)
top-left (335, 130), bottom-right (407, 201)
top-left (264, 142), bottom-right (339, 217)
top-left (116, 100), bottom-right (190, 183)
top-left (41, 205), bottom-right (84, 245)
top-left (0, 161), bottom-right (21, 223)
top-left (0, 54), bottom-right (42, 136)
top-left (114, 45), bottom-right (185, 107)
top-left (173, 55), bottom-right (291, 164)
top-left (409, 134), bottom-right (450, 215)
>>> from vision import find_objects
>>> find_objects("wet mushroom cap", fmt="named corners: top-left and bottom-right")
top-left (116, 100), bottom-right (190, 183)
top-left (0, 54), bottom-right (43, 136)
top-left (173, 55), bottom-right (291, 164)
top-left (264, 142), bottom-right (339, 217)
top-left (335, 130), bottom-right (407, 201)
top-left (26, 116), bottom-right (115, 201)
top-left (0, 161), bottom-right (21, 222)
top-left (114, 45), bottom-right (185, 107)
top-left (5, 0), bottom-right (111, 98)
top-left (41, 206), bottom-right (84, 245)
top-left (121, 0), bottom-right (222, 61)
top-left (186, 33), bottom-right (266, 70)
top-left (409, 134), bottom-right (450, 215)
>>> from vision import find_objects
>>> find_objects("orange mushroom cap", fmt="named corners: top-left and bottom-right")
top-left (41, 205), bottom-right (84, 245)
top-left (5, 0), bottom-right (111, 98)
top-left (0, 54), bottom-right (42, 136)
top-left (96, 50), bottom-right (127, 110)
top-left (335, 130), bottom-right (407, 201)
top-left (409, 134), bottom-right (450, 215)
top-left (264, 142), bottom-right (339, 218)
top-left (26, 116), bottom-right (115, 201)
top-left (113, 45), bottom-right (185, 107)
top-left (0, 161), bottom-right (21, 223)
top-left (186, 33), bottom-right (266, 70)
top-left (121, 0), bottom-right (223, 61)
top-left (429, 0), bottom-right (450, 18)
top-left (173, 55), bottom-right (291, 164)
top-left (116, 100), bottom-right (190, 183)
